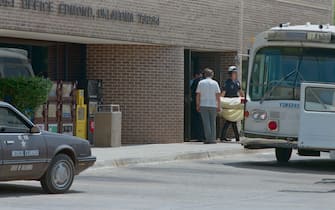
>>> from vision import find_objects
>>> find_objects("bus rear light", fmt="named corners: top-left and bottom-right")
top-left (251, 110), bottom-right (267, 121)
top-left (259, 113), bottom-right (267, 120)
top-left (268, 121), bottom-right (278, 131)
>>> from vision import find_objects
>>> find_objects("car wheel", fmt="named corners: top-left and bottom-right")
top-left (275, 148), bottom-right (292, 163)
top-left (41, 154), bottom-right (75, 194)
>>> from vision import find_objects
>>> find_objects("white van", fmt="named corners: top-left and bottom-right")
top-left (0, 48), bottom-right (35, 78)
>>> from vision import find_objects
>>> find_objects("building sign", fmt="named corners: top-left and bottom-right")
top-left (0, 0), bottom-right (160, 26)
top-left (22, 0), bottom-right (52, 12)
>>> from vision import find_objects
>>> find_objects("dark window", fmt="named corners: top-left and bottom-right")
top-left (0, 107), bottom-right (30, 133)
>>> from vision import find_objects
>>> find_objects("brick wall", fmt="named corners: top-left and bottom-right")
top-left (87, 45), bottom-right (184, 144)
top-left (0, 0), bottom-right (240, 51)
top-left (241, 0), bottom-right (333, 53)
top-left (0, 0), bottom-right (331, 52)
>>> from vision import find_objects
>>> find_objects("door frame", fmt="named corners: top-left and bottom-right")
top-left (298, 82), bottom-right (335, 150)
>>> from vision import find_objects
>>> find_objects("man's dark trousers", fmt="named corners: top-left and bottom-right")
top-left (221, 120), bottom-right (240, 141)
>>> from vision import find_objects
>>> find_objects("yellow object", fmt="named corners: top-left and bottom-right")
top-left (219, 109), bottom-right (244, 122)
top-left (75, 89), bottom-right (87, 139)
top-left (220, 97), bottom-right (244, 109)
top-left (219, 97), bottom-right (245, 122)
top-left (76, 89), bottom-right (85, 105)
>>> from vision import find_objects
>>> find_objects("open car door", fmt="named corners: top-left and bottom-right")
top-left (299, 83), bottom-right (335, 150)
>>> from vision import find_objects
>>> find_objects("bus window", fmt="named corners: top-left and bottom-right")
top-left (305, 87), bottom-right (335, 112)
top-left (249, 47), bottom-right (335, 101)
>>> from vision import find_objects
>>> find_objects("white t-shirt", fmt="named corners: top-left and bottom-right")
top-left (196, 78), bottom-right (221, 108)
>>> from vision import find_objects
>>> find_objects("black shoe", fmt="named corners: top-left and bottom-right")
top-left (220, 138), bottom-right (231, 142)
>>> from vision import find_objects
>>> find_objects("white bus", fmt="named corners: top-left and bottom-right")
top-left (243, 23), bottom-right (335, 163)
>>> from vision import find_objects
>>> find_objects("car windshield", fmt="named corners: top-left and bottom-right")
top-left (0, 57), bottom-right (32, 78)
top-left (249, 47), bottom-right (335, 101)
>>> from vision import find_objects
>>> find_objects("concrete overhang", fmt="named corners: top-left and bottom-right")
top-left (0, 29), bottom-right (152, 45)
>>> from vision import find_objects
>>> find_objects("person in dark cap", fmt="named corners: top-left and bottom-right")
top-left (190, 71), bottom-right (205, 141)
top-left (220, 66), bottom-right (244, 142)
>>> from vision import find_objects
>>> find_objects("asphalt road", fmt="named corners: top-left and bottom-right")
top-left (1, 150), bottom-right (335, 210)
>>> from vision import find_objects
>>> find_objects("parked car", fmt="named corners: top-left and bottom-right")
top-left (0, 101), bottom-right (96, 194)
top-left (0, 48), bottom-right (35, 78)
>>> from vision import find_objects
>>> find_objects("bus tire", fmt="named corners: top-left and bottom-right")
top-left (275, 148), bottom-right (292, 163)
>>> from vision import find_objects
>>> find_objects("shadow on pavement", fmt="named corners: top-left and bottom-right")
top-left (222, 159), bottom-right (335, 194)
top-left (77, 175), bottom-right (168, 184)
top-left (223, 159), bottom-right (335, 175)
top-left (279, 189), bottom-right (335, 194)
top-left (0, 183), bottom-right (82, 197)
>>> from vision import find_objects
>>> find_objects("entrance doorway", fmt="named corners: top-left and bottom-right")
top-left (184, 50), bottom-right (227, 141)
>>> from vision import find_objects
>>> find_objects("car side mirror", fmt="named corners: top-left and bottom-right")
top-left (31, 125), bottom-right (40, 134)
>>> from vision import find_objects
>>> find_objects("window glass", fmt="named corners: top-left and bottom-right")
top-left (305, 87), bottom-right (335, 112)
top-left (250, 47), bottom-right (335, 101)
top-left (3, 64), bottom-right (32, 78)
top-left (0, 57), bottom-right (24, 64)
top-left (0, 107), bottom-right (30, 133)
top-left (0, 57), bottom-right (32, 78)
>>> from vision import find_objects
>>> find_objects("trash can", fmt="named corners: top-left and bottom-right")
top-left (94, 105), bottom-right (122, 147)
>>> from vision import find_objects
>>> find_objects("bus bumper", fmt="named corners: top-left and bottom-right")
top-left (241, 138), bottom-right (298, 150)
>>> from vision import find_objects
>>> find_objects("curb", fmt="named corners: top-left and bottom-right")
top-left (92, 147), bottom-right (262, 169)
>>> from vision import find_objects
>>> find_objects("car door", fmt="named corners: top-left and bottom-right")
top-left (298, 83), bottom-right (335, 150)
top-left (0, 106), bottom-right (47, 180)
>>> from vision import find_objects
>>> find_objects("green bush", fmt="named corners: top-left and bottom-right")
top-left (0, 77), bottom-right (52, 117)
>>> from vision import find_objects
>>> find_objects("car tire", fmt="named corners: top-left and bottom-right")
top-left (40, 154), bottom-right (75, 194)
top-left (275, 148), bottom-right (292, 163)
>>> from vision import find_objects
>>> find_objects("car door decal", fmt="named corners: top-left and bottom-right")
top-left (11, 150), bottom-right (24, 157)
top-left (10, 164), bottom-right (33, 172)
top-left (11, 150), bottom-right (40, 157)
top-left (18, 134), bottom-right (29, 148)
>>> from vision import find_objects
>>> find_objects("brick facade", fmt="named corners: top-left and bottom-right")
top-left (0, 0), bottom-right (331, 52)
top-left (87, 45), bottom-right (184, 144)
top-left (241, 0), bottom-right (334, 53)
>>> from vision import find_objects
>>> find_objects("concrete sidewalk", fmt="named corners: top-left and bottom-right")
top-left (91, 142), bottom-right (257, 168)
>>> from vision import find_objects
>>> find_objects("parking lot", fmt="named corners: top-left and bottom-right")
top-left (1, 151), bottom-right (335, 210)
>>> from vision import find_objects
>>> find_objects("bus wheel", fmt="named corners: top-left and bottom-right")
top-left (275, 148), bottom-right (292, 163)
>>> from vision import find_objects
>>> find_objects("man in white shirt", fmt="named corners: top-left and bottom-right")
top-left (196, 68), bottom-right (221, 144)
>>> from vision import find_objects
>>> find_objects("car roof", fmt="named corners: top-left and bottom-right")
top-left (0, 48), bottom-right (29, 60)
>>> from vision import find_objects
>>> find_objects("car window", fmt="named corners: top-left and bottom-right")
top-left (0, 107), bottom-right (30, 133)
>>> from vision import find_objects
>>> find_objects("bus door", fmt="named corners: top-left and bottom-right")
top-left (299, 83), bottom-right (335, 150)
